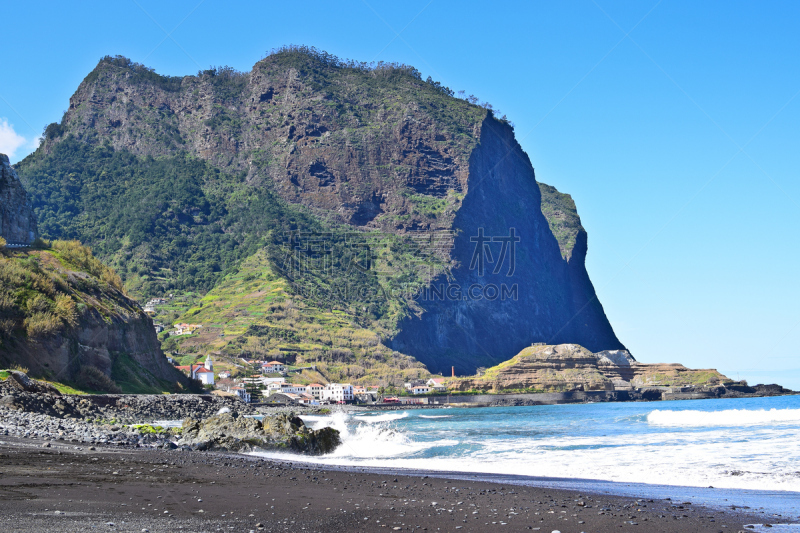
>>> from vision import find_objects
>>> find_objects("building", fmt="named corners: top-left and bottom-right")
top-left (176, 355), bottom-right (215, 385)
top-left (404, 380), bottom-right (426, 390)
top-left (305, 383), bottom-right (324, 399)
top-left (426, 378), bottom-right (447, 392)
top-left (297, 393), bottom-right (319, 406)
top-left (261, 361), bottom-right (286, 374)
top-left (218, 371), bottom-right (231, 379)
top-left (266, 383), bottom-right (306, 396)
top-left (322, 383), bottom-right (354, 403)
top-left (411, 385), bottom-right (430, 395)
top-left (173, 323), bottom-right (202, 336)
top-left (231, 386), bottom-right (251, 403)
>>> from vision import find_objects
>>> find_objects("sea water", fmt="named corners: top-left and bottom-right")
top-left (251, 395), bottom-right (800, 521)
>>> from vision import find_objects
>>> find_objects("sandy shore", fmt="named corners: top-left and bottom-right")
top-left (0, 435), bottom-right (764, 532)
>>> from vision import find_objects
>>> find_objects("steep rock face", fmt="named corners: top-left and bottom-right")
top-left (390, 119), bottom-right (624, 373)
top-left (47, 54), bottom-right (482, 233)
top-left (0, 154), bottom-right (37, 244)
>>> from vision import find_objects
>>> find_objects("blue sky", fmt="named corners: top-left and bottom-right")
top-left (2, 1), bottom-right (798, 387)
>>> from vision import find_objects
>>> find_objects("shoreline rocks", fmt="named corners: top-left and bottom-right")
top-left (178, 411), bottom-right (340, 454)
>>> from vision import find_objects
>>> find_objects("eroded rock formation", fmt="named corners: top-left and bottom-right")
top-left (0, 154), bottom-right (37, 244)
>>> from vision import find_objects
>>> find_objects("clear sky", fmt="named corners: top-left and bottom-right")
top-left (2, 1), bottom-right (798, 387)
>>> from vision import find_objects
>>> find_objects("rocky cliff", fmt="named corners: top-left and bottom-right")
top-left (17, 47), bottom-right (626, 377)
top-left (0, 241), bottom-right (188, 393)
top-left (0, 154), bottom-right (37, 244)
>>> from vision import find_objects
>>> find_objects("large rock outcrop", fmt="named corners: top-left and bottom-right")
top-left (0, 154), bottom-right (37, 244)
top-left (178, 411), bottom-right (341, 454)
top-left (391, 119), bottom-right (624, 373)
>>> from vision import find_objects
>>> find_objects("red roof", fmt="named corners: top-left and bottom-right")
top-left (195, 367), bottom-right (213, 373)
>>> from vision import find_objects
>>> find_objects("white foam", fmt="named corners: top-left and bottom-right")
top-left (647, 408), bottom-right (800, 427)
top-left (353, 412), bottom-right (409, 423)
top-left (419, 415), bottom-right (452, 419)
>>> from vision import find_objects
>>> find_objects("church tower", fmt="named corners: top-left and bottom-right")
top-left (204, 354), bottom-right (213, 372)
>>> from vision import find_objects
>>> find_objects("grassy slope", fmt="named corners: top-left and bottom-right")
top-left (538, 183), bottom-right (583, 261)
top-left (164, 249), bottom-right (431, 386)
top-left (0, 241), bottom-right (180, 394)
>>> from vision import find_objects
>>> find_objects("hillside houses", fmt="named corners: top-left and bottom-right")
top-left (172, 323), bottom-right (202, 336)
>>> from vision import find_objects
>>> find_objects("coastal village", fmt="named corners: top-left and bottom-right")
top-left (174, 352), bottom-right (450, 405)
top-left (144, 296), bottom-right (452, 406)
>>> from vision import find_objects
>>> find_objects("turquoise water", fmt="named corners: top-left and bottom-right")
top-left (253, 396), bottom-right (800, 505)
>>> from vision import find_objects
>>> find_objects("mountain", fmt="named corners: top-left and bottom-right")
top-left (16, 47), bottom-right (625, 377)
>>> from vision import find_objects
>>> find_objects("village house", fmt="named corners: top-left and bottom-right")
top-left (297, 393), bottom-right (319, 406)
top-left (172, 323), bottom-right (202, 336)
top-left (176, 355), bottom-right (215, 385)
top-left (305, 383), bottom-right (324, 399)
top-left (404, 380), bottom-right (426, 390)
top-left (322, 383), bottom-right (354, 403)
top-left (261, 361), bottom-right (286, 374)
top-left (230, 386), bottom-right (251, 403)
top-left (426, 378), bottom-right (447, 392)
top-left (218, 371), bottom-right (231, 379)
top-left (267, 383), bottom-right (305, 396)
top-left (411, 384), bottom-right (431, 395)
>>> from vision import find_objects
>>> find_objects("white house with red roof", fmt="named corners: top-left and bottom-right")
top-left (176, 355), bottom-right (215, 385)
top-left (261, 361), bottom-right (286, 374)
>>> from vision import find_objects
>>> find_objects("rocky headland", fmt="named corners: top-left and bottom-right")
top-left (449, 344), bottom-right (794, 400)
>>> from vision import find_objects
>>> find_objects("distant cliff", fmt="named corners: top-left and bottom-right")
top-left (0, 154), bottom-right (37, 244)
top-left (17, 47), bottom-right (626, 378)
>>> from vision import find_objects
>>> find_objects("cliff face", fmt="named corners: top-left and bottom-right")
top-left (18, 49), bottom-right (626, 376)
top-left (0, 154), bottom-right (37, 244)
top-left (0, 243), bottom-right (187, 393)
top-left (390, 118), bottom-right (624, 373)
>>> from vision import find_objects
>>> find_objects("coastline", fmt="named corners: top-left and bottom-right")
top-left (0, 435), bottom-right (771, 533)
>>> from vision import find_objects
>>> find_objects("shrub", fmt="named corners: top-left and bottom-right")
top-left (77, 365), bottom-right (121, 393)
top-left (24, 311), bottom-right (61, 338)
top-left (54, 294), bottom-right (78, 327)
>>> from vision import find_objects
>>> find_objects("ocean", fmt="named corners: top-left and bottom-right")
top-left (251, 395), bottom-right (800, 522)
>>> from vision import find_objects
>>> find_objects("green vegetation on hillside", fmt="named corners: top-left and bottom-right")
top-left (538, 183), bottom-right (584, 261)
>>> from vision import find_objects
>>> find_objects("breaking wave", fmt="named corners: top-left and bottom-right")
top-left (353, 412), bottom-right (409, 423)
top-left (647, 408), bottom-right (800, 427)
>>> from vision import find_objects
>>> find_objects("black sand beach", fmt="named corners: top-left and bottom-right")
top-left (0, 436), bottom-right (763, 532)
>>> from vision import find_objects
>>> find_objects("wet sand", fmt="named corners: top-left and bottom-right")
top-left (0, 436), bottom-right (760, 532)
